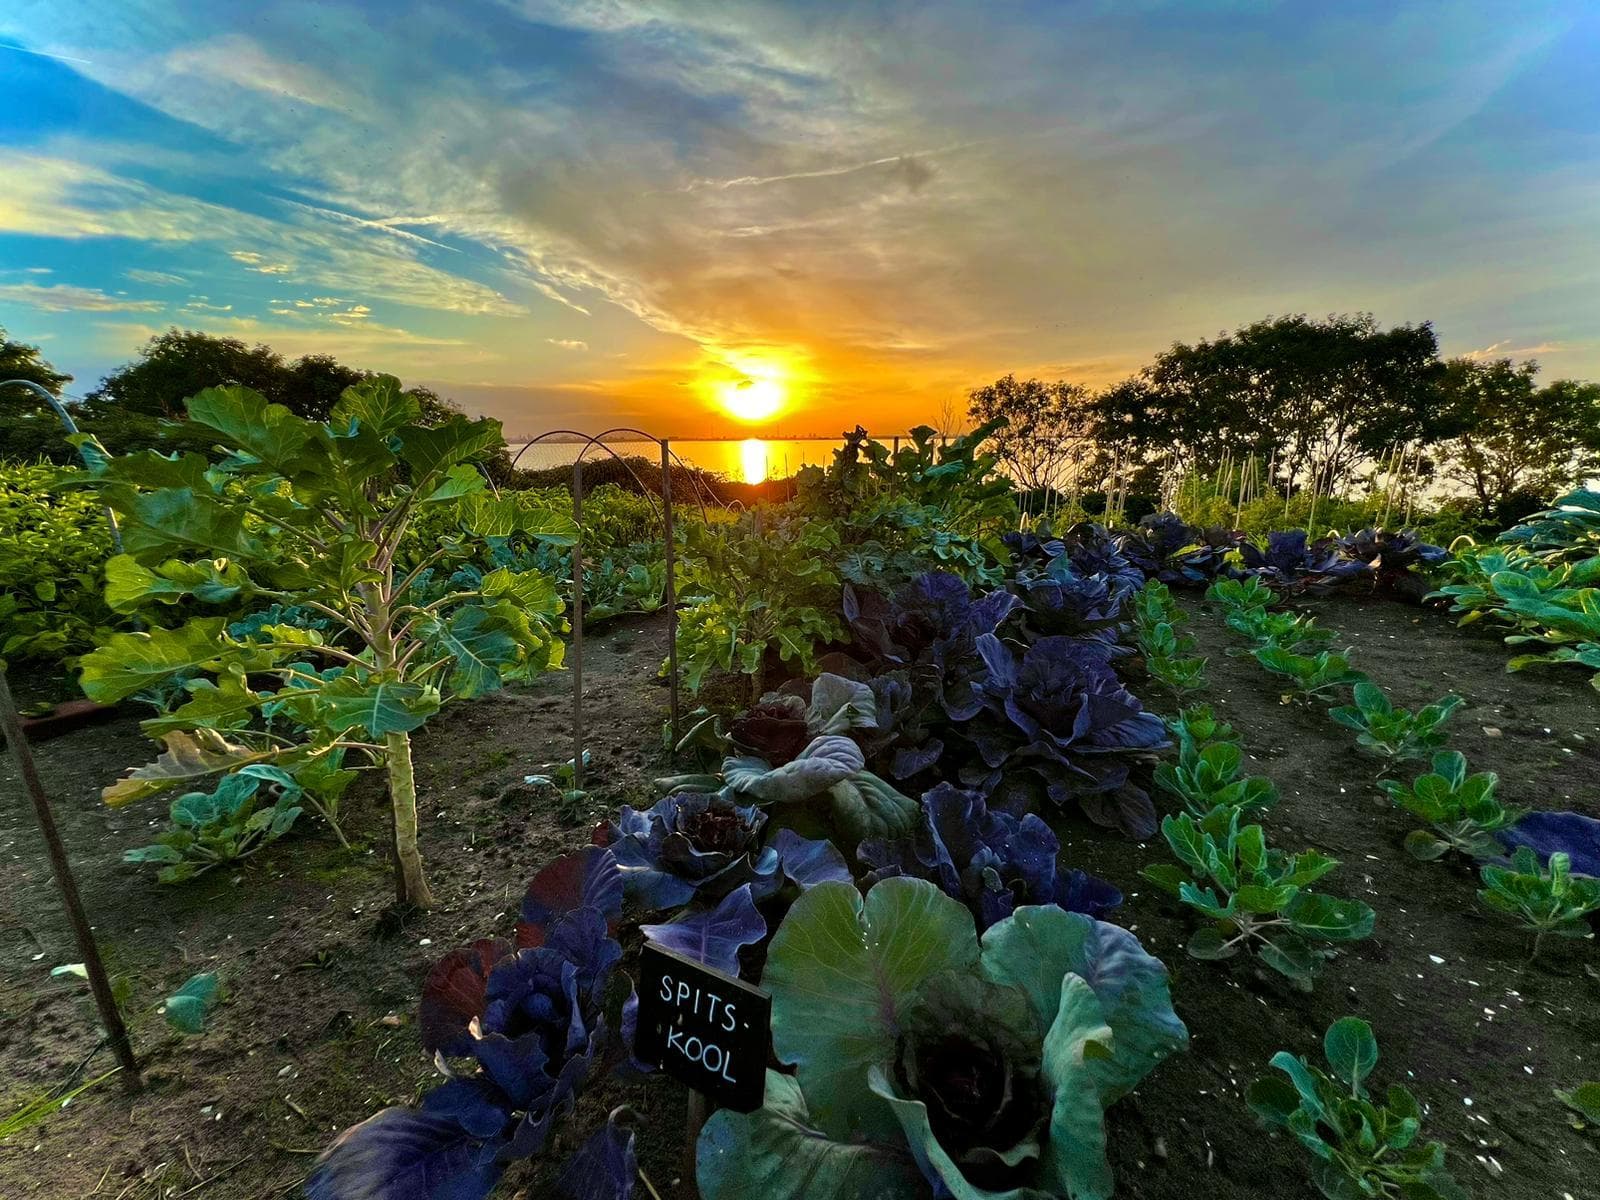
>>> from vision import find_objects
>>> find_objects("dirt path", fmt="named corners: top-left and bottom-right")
top-left (0, 612), bottom-right (683, 1199)
top-left (1072, 592), bottom-right (1600, 1200)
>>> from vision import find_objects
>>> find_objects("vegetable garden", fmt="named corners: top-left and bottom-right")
top-left (1, 382), bottom-right (1598, 1200)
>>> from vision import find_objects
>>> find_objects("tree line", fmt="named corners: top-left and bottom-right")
top-left (969, 313), bottom-right (1600, 525)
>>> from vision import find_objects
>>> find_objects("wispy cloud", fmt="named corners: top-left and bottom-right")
top-left (0, 282), bottom-right (163, 312)
top-left (1461, 340), bottom-right (1567, 362)
top-left (547, 337), bottom-right (589, 351)
top-left (125, 268), bottom-right (187, 285)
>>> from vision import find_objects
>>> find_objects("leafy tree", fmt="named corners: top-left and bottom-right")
top-left (73, 377), bottom-right (576, 906)
top-left (1093, 314), bottom-right (1449, 495)
top-left (0, 325), bottom-right (76, 462)
top-left (967, 373), bottom-right (1099, 491)
top-left (1438, 357), bottom-right (1600, 517)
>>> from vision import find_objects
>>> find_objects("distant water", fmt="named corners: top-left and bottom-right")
top-left (508, 437), bottom-right (853, 484)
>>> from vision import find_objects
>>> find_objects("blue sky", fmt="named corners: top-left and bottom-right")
top-left (1, 1), bottom-right (1595, 435)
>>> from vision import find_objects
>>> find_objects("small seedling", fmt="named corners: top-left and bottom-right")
top-left (1380, 751), bottom-right (1523, 861)
top-left (1329, 682), bottom-right (1463, 770)
top-left (1206, 576), bottom-right (1278, 611)
top-left (1248, 1017), bottom-right (1467, 1200)
top-left (163, 972), bottom-right (221, 1034)
top-left (1225, 604), bottom-right (1337, 653)
top-left (1478, 847), bottom-right (1600, 961)
top-left (1252, 646), bottom-right (1366, 703)
top-left (524, 753), bottom-right (593, 824)
top-left (1143, 807), bottom-right (1374, 988)
top-left (1153, 738), bottom-right (1278, 817)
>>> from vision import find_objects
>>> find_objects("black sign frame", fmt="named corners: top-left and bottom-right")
top-left (635, 942), bottom-right (771, 1112)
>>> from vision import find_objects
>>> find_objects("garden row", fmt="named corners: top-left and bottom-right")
top-left (18, 379), bottom-right (1600, 1199)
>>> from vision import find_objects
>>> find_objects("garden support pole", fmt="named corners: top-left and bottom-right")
top-left (0, 670), bottom-right (141, 1093)
top-left (0, 379), bottom-right (124, 554)
top-left (571, 458), bottom-right (585, 792)
top-left (661, 439), bottom-right (679, 752)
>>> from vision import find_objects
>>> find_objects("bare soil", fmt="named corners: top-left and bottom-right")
top-left (2, 596), bottom-right (1597, 1200)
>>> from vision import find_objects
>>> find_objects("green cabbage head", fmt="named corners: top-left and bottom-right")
top-left (697, 877), bottom-right (1188, 1199)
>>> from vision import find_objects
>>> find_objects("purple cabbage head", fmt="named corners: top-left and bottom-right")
top-left (1235, 529), bottom-right (1368, 594)
top-left (1122, 513), bottom-right (1234, 586)
top-left (605, 792), bottom-right (850, 912)
top-left (964, 633), bottom-right (1167, 837)
top-left (309, 849), bottom-right (629, 1200)
top-left (858, 782), bottom-right (1121, 929)
top-left (606, 792), bottom-right (777, 910)
top-left (726, 694), bottom-right (810, 765)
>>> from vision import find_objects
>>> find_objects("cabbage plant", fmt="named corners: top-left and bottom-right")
top-left (309, 849), bottom-right (630, 1199)
top-left (858, 782), bottom-right (1121, 929)
top-left (698, 877), bottom-right (1187, 1200)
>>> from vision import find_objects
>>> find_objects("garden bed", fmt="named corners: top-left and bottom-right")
top-left (2, 595), bottom-right (1597, 1200)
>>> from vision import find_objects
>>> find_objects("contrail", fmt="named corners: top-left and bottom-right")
top-left (0, 41), bottom-right (92, 66)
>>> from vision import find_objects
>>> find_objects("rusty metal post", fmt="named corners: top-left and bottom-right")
top-left (571, 457), bottom-right (585, 792)
top-left (0, 670), bottom-right (140, 1092)
top-left (661, 439), bottom-right (680, 752)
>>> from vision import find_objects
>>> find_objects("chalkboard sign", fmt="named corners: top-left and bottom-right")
top-left (635, 942), bottom-right (771, 1112)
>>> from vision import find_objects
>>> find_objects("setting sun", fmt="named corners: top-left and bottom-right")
top-left (719, 376), bottom-right (785, 423)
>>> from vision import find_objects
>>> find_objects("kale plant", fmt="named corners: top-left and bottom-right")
top-left (1131, 580), bottom-right (1207, 699)
top-left (1478, 846), bottom-right (1600, 961)
top-left (1328, 682), bottom-right (1464, 769)
top-left (1379, 751), bottom-right (1523, 861)
top-left (1143, 807), bottom-right (1374, 987)
top-left (74, 378), bottom-right (573, 906)
top-left (123, 764), bottom-right (317, 882)
top-left (1248, 1017), bottom-right (1467, 1200)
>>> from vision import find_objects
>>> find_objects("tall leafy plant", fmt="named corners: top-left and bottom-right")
top-left (73, 378), bottom-right (574, 906)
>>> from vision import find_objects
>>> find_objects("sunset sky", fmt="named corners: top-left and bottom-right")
top-left (1, 1), bottom-right (1596, 438)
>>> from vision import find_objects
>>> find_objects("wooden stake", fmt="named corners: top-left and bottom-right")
top-left (0, 670), bottom-right (141, 1092)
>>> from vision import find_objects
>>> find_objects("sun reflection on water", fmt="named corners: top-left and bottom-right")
top-left (739, 438), bottom-right (768, 484)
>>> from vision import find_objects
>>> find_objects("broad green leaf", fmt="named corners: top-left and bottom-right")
top-left (1287, 893), bottom-right (1376, 942)
top-left (423, 605), bottom-right (519, 698)
top-left (480, 566), bottom-right (562, 616)
top-left (825, 772), bottom-right (918, 842)
top-left (1324, 1017), bottom-right (1379, 1094)
top-left (980, 906), bottom-right (1187, 1104)
top-left (102, 729), bottom-right (280, 807)
top-left (459, 493), bottom-right (579, 543)
top-left (807, 673), bottom-right (877, 735)
top-left (80, 620), bottom-right (253, 703)
top-left (1037, 976), bottom-right (1118, 1200)
top-left (763, 878), bottom-right (979, 1141)
top-left (1556, 1081), bottom-right (1600, 1124)
top-left (724, 736), bottom-right (865, 804)
top-left (1187, 927), bottom-right (1234, 959)
top-left (397, 415), bottom-right (503, 482)
top-left (141, 676), bottom-right (266, 736)
top-left (421, 462), bottom-right (487, 503)
top-left (115, 489), bottom-right (264, 560)
top-left (329, 374), bottom-right (421, 438)
top-left (104, 555), bottom-right (253, 613)
top-left (696, 1070), bottom-right (924, 1200)
top-left (185, 386), bottom-right (312, 469)
top-left (316, 673), bottom-right (440, 736)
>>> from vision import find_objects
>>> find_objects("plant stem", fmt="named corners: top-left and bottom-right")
top-left (386, 729), bottom-right (433, 907)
